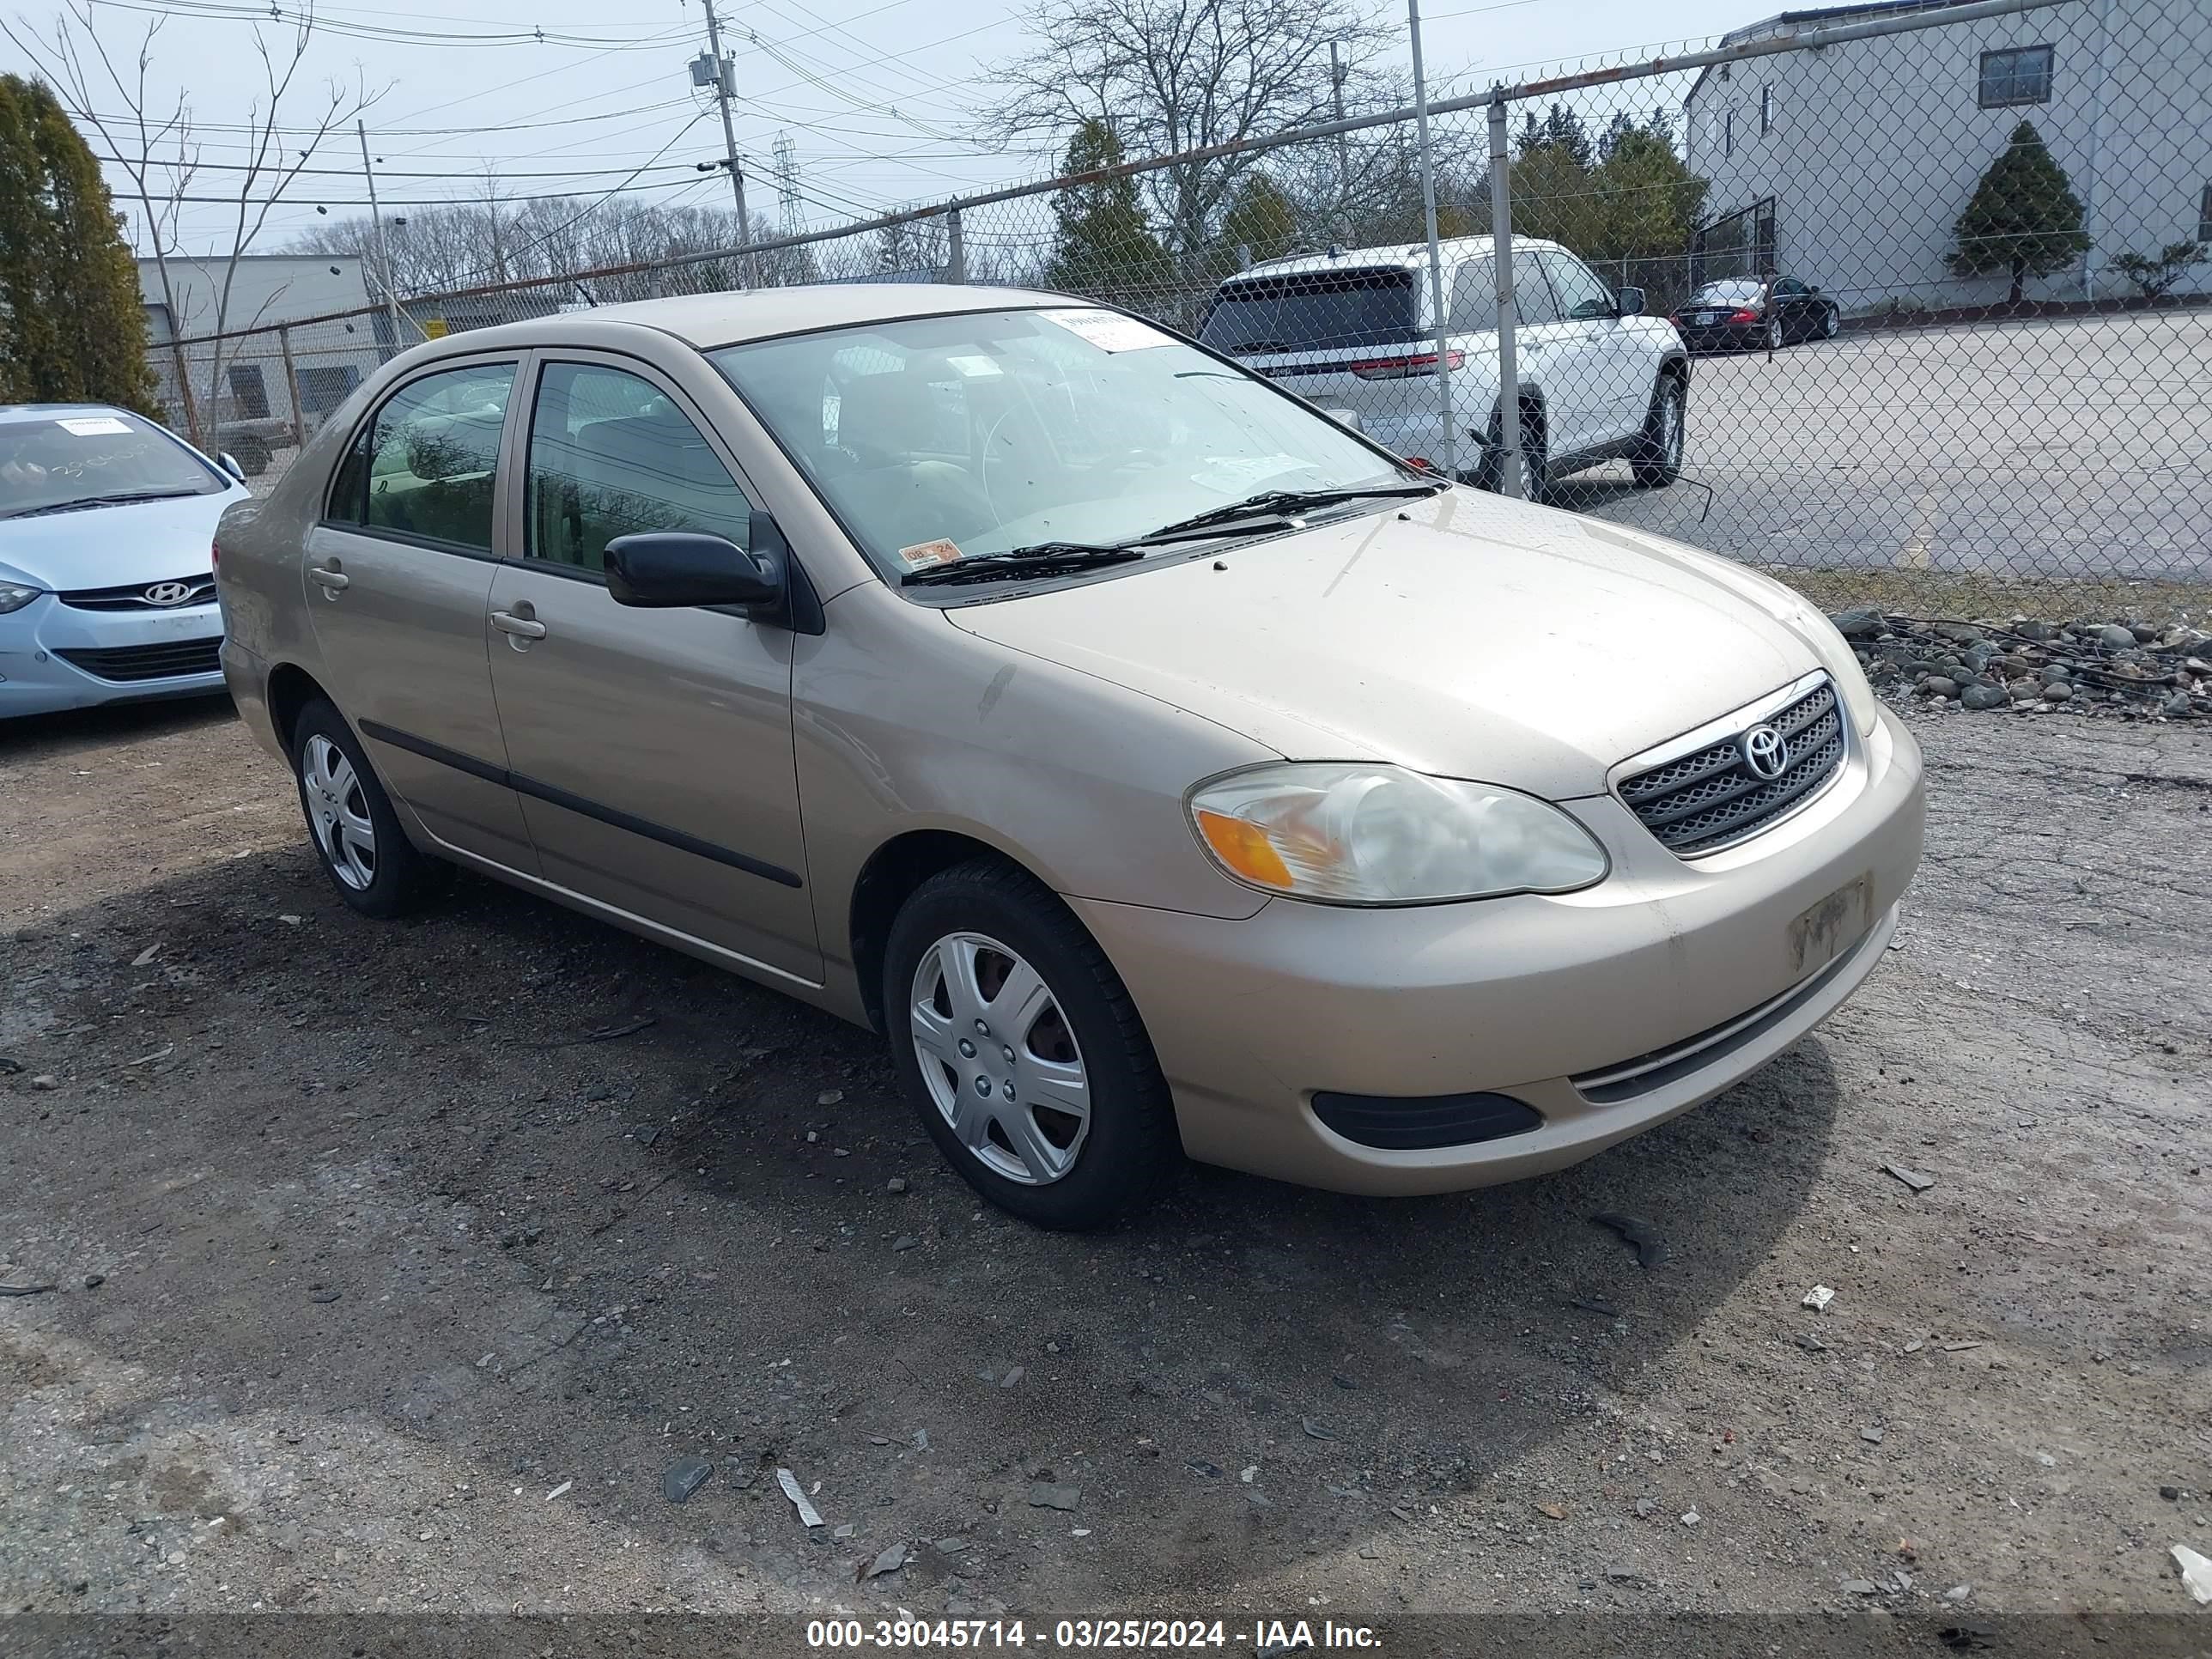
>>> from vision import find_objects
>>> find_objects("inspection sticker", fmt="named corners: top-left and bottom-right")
top-left (1039, 307), bottom-right (1174, 352)
top-left (56, 416), bottom-right (132, 436)
top-left (897, 538), bottom-right (963, 570)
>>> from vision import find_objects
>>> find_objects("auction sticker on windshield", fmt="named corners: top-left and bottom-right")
top-left (56, 416), bottom-right (133, 437)
top-left (1040, 309), bottom-right (1174, 353)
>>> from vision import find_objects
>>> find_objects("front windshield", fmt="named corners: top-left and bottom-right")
top-left (711, 307), bottom-right (1410, 582)
top-left (0, 411), bottom-right (223, 520)
top-left (1689, 280), bottom-right (1765, 305)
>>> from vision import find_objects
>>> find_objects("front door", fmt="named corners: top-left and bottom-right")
top-left (484, 354), bottom-right (820, 984)
top-left (1535, 252), bottom-right (1636, 452)
top-left (303, 357), bottom-right (536, 872)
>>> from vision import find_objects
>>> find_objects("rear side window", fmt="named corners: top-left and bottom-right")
top-left (1447, 258), bottom-right (1498, 331)
top-left (328, 363), bottom-right (516, 553)
top-left (1199, 270), bottom-right (1419, 355)
top-left (524, 362), bottom-right (752, 574)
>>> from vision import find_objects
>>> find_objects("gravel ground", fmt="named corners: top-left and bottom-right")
top-left (2, 690), bottom-right (2209, 1647)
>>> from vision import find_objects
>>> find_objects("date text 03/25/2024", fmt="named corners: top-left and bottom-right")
top-left (804, 1617), bottom-right (1383, 1649)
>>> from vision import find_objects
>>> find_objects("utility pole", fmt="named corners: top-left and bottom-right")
top-left (697, 0), bottom-right (762, 289)
top-left (1328, 41), bottom-right (1352, 240)
top-left (357, 120), bottom-right (408, 349)
top-left (1407, 0), bottom-right (1456, 477)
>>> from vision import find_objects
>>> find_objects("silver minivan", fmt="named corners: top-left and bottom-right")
top-left (216, 285), bottom-right (1920, 1229)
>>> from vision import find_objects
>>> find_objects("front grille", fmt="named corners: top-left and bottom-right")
top-left (1619, 679), bottom-right (1845, 856)
top-left (56, 637), bottom-right (223, 683)
top-left (56, 574), bottom-right (216, 611)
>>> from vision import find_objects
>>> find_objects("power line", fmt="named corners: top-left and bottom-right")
top-left (81, 0), bottom-right (694, 51)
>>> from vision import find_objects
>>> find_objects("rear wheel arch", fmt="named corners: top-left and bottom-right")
top-left (265, 662), bottom-right (330, 755)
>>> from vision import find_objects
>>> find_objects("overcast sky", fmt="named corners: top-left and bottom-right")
top-left (2, 0), bottom-right (1752, 256)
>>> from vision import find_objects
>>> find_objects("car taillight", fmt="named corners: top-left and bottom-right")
top-left (210, 538), bottom-right (220, 570)
top-left (1350, 349), bottom-right (1464, 380)
top-left (1729, 307), bottom-right (1759, 324)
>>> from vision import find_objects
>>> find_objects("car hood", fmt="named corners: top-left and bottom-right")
top-left (943, 492), bottom-right (1829, 799)
top-left (0, 488), bottom-right (242, 592)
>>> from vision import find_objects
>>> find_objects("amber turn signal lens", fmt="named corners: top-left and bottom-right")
top-left (1194, 808), bottom-right (1293, 890)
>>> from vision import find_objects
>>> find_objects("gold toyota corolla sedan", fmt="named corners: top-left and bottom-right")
top-left (215, 285), bottom-right (1923, 1229)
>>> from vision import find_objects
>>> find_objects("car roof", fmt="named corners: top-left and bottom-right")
top-left (0, 402), bottom-right (135, 425)
top-left (397, 283), bottom-right (1085, 360)
top-left (1224, 237), bottom-right (1565, 285)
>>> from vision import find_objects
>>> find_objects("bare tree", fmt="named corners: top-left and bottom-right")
top-left (976, 0), bottom-right (1394, 277)
top-left (8, 0), bottom-right (384, 446)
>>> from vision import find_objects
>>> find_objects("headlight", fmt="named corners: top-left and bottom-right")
top-left (1793, 606), bottom-right (1878, 735)
top-left (0, 581), bottom-right (44, 614)
top-left (1188, 763), bottom-right (1608, 905)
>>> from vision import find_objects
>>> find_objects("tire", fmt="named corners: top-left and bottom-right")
top-left (883, 858), bottom-right (1178, 1230)
top-left (290, 697), bottom-right (447, 919)
top-left (1480, 406), bottom-right (1547, 503)
top-left (1631, 373), bottom-right (1686, 489)
top-left (1765, 317), bottom-right (1785, 351)
top-left (1820, 306), bottom-right (1840, 340)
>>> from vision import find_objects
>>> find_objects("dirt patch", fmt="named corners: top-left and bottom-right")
top-left (2, 694), bottom-right (2208, 1628)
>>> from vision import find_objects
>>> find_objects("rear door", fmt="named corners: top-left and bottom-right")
top-left (303, 357), bottom-right (536, 872)
top-left (483, 352), bottom-right (820, 985)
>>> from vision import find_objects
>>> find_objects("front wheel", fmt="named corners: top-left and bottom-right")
top-left (1631, 374), bottom-right (1686, 488)
top-left (883, 859), bottom-right (1178, 1230)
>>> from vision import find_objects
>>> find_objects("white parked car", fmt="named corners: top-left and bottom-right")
top-left (1199, 236), bottom-right (1688, 500)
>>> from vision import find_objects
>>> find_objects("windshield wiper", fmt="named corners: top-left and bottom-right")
top-left (3, 489), bottom-right (202, 520)
top-left (901, 542), bottom-right (1147, 587)
top-left (1143, 481), bottom-right (1443, 541)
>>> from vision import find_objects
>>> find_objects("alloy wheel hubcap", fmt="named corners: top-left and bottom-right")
top-left (1662, 396), bottom-right (1683, 463)
top-left (301, 735), bottom-right (376, 890)
top-left (909, 931), bottom-right (1090, 1185)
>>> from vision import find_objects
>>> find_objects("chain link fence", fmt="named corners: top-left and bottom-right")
top-left (152, 0), bottom-right (2210, 619)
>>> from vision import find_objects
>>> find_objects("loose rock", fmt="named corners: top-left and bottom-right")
top-left (1027, 1482), bottom-right (1080, 1512)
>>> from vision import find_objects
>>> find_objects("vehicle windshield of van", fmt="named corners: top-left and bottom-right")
top-left (1198, 270), bottom-right (1419, 356)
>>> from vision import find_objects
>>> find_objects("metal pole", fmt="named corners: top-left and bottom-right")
top-left (1407, 0), bottom-right (1456, 478)
top-left (277, 325), bottom-right (307, 448)
top-left (2080, 0), bottom-right (2113, 301)
top-left (356, 121), bottom-right (406, 349)
top-left (945, 208), bottom-right (966, 283)
top-left (1329, 41), bottom-right (1352, 240)
top-left (701, 0), bottom-right (763, 289)
top-left (1486, 94), bottom-right (1522, 498)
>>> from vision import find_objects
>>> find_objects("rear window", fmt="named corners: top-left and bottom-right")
top-left (1199, 270), bottom-right (1419, 356)
top-left (1690, 280), bottom-right (1765, 304)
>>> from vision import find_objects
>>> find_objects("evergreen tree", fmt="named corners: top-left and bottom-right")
top-left (1218, 173), bottom-right (1299, 274)
top-left (1948, 120), bottom-right (2090, 306)
top-left (1043, 119), bottom-right (1170, 303)
top-left (1585, 118), bottom-right (1708, 265)
top-left (0, 75), bottom-right (157, 412)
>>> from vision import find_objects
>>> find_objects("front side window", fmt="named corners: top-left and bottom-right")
top-left (1978, 46), bottom-right (2053, 107)
top-left (328, 362), bottom-right (515, 552)
top-left (524, 362), bottom-right (752, 574)
top-left (1511, 252), bottom-right (1564, 325)
top-left (0, 410), bottom-right (226, 521)
top-left (714, 307), bottom-right (1409, 586)
top-left (1540, 254), bottom-right (1616, 322)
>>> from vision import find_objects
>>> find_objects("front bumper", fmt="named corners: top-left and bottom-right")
top-left (0, 592), bottom-right (228, 719)
top-left (1073, 704), bottom-right (1924, 1195)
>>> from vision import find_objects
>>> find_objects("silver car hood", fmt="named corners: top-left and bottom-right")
top-left (0, 489), bottom-right (242, 592)
top-left (944, 491), bottom-right (1826, 800)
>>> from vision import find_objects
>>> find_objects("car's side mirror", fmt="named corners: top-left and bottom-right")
top-left (1616, 286), bottom-right (1645, 317)
top-left (605, 530), bottom-right (781, 610)
top-left (219, 452), bottom-right (246, 482)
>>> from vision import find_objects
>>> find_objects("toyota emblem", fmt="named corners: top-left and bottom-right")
top-left (1741, 723), bottom-right (1788, 780)
top-left (143, 580), bottom-right (194, 607)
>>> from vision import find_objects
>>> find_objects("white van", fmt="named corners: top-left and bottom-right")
top-left (1198, 236), bottom-right (1689, 499)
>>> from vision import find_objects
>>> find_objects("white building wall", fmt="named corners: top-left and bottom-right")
top-left (1684, 0), bottom-right (2212, 313)
top-left (136, 255), bottom-right (389, 440)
